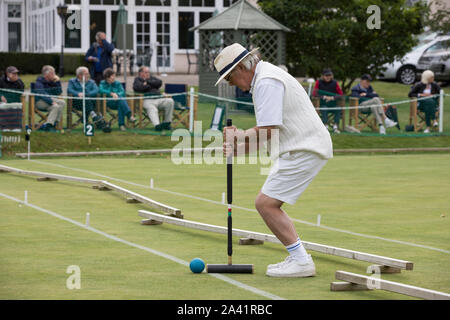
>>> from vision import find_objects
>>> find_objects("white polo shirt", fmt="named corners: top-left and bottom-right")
top-left (250, 63), bottom-right (284, 127)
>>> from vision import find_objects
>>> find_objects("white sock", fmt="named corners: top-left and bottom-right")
top-left (90, 111), bottom-right (97, 118)
top-left (286, 237), bottom-right (309, 263)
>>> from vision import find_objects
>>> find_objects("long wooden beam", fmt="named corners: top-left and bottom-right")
top-left (101, 181), bottom-right (182, 218)
top-left (0, 165), bottom-right (182, 218)
top-left (0, 164), bottom-right (102, 184)
top-left (138, 210), bottom-right (413, 270)
top-left (334, 271), bottom-right (450, 300)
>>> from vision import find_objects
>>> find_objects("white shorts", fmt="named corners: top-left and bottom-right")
top-left (261, 151), bottom-right (327, 205)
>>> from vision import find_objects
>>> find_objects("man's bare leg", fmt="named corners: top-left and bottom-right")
top-left (254, 192), bottom-right (298, 246)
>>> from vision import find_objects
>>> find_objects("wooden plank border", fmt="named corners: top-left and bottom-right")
top-left (138, 210), bottom-right (413, 270)
top-left (101, 181), bottom-right (182, 218)
top-left (0, 165), bottom-right (182, 218)
top-left (334, 271), bottom-right (450, 300)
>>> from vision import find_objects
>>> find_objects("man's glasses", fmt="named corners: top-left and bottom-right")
top-left (224, 69), bottom-right (234, 82)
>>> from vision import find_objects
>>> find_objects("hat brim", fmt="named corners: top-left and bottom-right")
top-left (214, 48), bottom-right (259, 86)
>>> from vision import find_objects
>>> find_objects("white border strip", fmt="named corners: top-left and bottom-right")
top-left (22, 160), bottom-right (450, 255)
top-left (0, 191), bottom-right (284, 301)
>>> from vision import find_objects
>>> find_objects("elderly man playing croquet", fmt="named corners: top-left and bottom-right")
top-left (216, 43), bottom-right (333, 278)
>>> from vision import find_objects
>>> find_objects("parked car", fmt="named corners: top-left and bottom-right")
top-left (378, 34), bottom-right (450, 84)
top-left (416, 37), bottom-right (450, 82)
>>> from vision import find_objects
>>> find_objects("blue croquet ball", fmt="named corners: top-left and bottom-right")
top-left (189, 258), bottom-right (205, 273)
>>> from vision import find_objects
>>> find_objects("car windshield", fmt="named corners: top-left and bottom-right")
top-left (424, 40), bottom-right (450, 53)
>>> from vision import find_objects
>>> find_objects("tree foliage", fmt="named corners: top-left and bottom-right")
top-left (425, 0), bottom-right (450, 34)
top-left (259, 0), bottom-right (427, 93)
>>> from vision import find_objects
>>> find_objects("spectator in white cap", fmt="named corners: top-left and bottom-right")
top-left (217, 43), bottom-right (333, 278)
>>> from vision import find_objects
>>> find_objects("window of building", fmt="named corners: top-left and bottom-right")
top-left (200, 11), bottom-right (213, 23)
top-left (157, 12), bottom-right (170, 67)
top-left (8, 23), bottom-right (21, 52)
top-left (89, 0), bottom-right (128, 4)
top-left (8, 4), bottom-right (21, 18)
top-left (64, 0), bottom-right (82, 4)
top-left (65, 10), bottom-right (82, 48)
top-left (136, 12), bottom-right (152, 67)
top-left (223, 0), bottom-right (239, 7)
top-left (90, 10), bottom-right (106, 44)
top-left (136, 0), bottom-right (171, 5)
top-left (178, 12), bottom-right (194, 49)
top-left (179, 0), bottom-right (215, 6)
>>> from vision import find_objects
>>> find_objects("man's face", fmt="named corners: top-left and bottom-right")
top-left (323, 74), bottom-right (333, 82)
top-left (96, 33), bottom-right (105, 45)
top-left (78, 70), bottom-right (90, 81)
top-left (7, 72), bottom-right (19, 82)
top-left (140, 68), bottom-right (151, 80)
top-left (45, 70), bottom-right (55, 81)
top-left (361, 80), bottom-right (370, 89)
top-left (225, 65), bottom-right (252, 92)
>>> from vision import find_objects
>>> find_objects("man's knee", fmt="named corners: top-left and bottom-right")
top-left (255, 192), bottom-right (282, 213)
top-left (55, 99), bottom-right (66, 110)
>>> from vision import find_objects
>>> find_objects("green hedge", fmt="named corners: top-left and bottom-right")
top-left (0, 52), bottom-right (88, 75)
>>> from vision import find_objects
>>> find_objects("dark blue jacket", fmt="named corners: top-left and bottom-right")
top-left (351, 83), bottom-right (379, 104)
top-left (33, 76), bottom-right (62, 105)
top-left (85, 39), bottom-right (115, 78)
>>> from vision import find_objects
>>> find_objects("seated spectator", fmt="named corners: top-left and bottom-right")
top-left (68, 67), bottom-right (110, 133)
top-left (351, 74), bottom-right (397, 134)
top-left (0, 66), bottom-right (25, 106)
top-left (133, 66), bottom-right (174, 131)
top-left (408, 70), bottom-right (441, 133)
top-left (312, 68), bottom-right (343, 133)
top-left (99, 68), bottom-right (135, 131)
top-left (33, 65), bottom-right (65, 132)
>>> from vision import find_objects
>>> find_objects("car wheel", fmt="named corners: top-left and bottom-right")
top-left (397, 66), bottom-right (416, 85)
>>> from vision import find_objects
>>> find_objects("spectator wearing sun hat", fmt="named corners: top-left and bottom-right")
top-left (216, 43), bottom-right (332, 278)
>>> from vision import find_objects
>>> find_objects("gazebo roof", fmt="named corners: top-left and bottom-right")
top-left (189, 0), bottom-right (291, 32)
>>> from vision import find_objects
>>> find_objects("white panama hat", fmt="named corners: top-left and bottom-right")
top-left (214, 43), bottom-right (259, 86)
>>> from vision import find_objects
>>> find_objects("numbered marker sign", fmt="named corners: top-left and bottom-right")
top-left (85, 124), bottom-right (94, 137)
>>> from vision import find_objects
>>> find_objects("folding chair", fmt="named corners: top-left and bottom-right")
top-left (29, 83), bottom-right (63, 130)
top-left (348, 97), bottom-right (379, 132)
top-left (66, 94), bottom-right (84, 131)
top-left (311, 96), bottom-right (346, 131)
top-left (409, 98), bottom-right (439, 132)
top-left (131, 93), bottom-right (160, 129)
top-left (0, 94), bottom-right (26, 131)
top-left (164, 83), bottom-right (197, 129)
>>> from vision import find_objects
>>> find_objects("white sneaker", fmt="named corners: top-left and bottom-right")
top-left (384, 118), bottom-right (397, 128)
top-left (266, 255), bottom-right (316, 278)
top-left (379, 125), bottom-right (386, 135)
top-left (424, 128), bottom-right (430, 133)
top-left (433, 121), bottom-right (438, 128)
top-left (333, 125), bottom-right (340, 134)
top-left (120, 125), bottom-right (126, 131)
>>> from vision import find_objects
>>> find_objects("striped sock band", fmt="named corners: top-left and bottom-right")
top-left (286, 237), bottom-right (309, 262)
